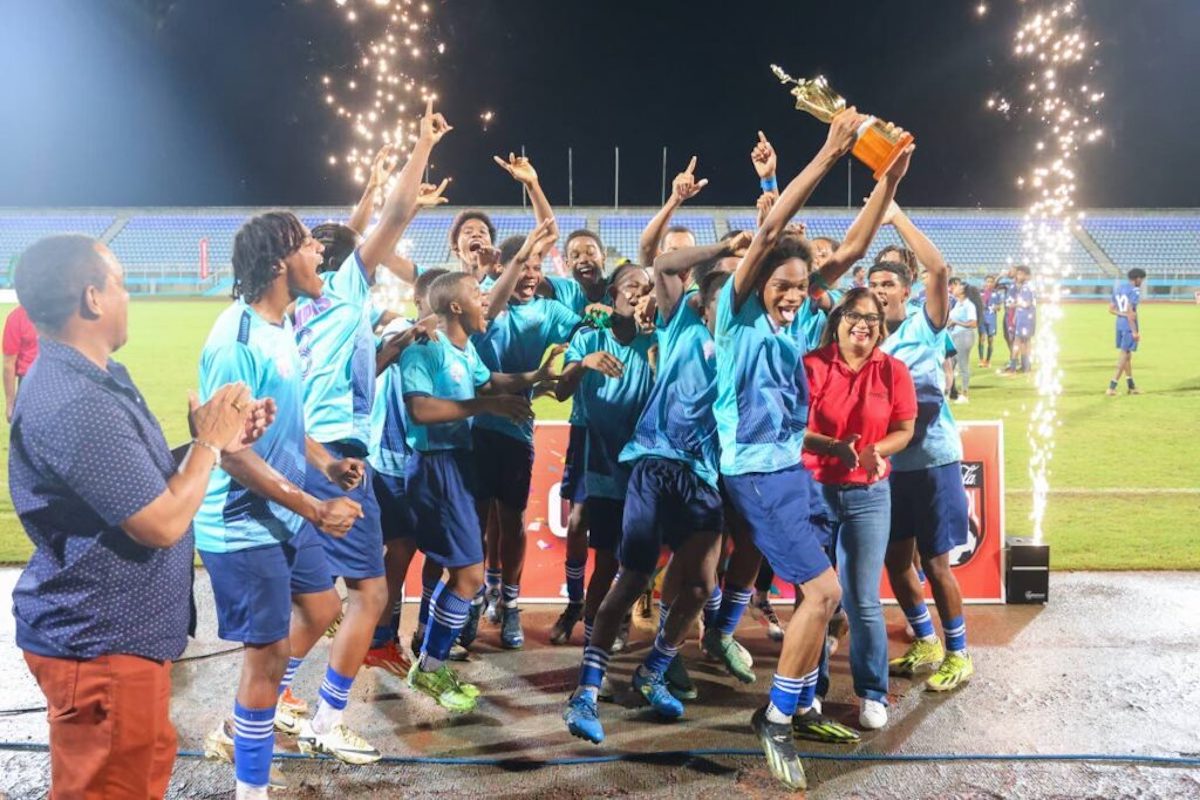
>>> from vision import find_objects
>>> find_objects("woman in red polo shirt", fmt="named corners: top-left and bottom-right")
top-left (803, 287), bottom-right (917, 732)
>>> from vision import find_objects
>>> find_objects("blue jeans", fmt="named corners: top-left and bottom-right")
top-left (822, 480), bottom-right (892, 703)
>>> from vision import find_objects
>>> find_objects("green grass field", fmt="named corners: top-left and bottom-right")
top-left (1, 300), bottom-right (1197, 568)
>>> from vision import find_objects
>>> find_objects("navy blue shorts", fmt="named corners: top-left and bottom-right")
top-left (473, 426), bottom-right (535, 511)
top-left (373, 471), bottom-right (418, 543)
top-left (1116, 329), bottom-right (1138, 352)
top-left (405, 449), bottom-right (484, 569)
top-left (560, 424), bottom-right (588, 504)
top-left (585, 496), bottom-right (624, 553)
top-left (304, 441), bottom-right (385, 580)
top-left (721, 463), bottom-right (832, 586)
top-left (889, 462), bottom-right (969, 559)
top-left (199, 527), bottom-right (333, 645)
top-left (620, 457), bottom-right (724, 575)
top-left (980, 318), bottom-right (996, 336)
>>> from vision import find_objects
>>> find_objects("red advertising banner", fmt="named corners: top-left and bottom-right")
top-left (404, 420), bottom-right (1006, 604)
top-left (199, 237), bottom-right (210, 280)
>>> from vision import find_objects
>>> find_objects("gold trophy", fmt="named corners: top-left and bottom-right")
top-left (771, 65), bottom-right (914, 180)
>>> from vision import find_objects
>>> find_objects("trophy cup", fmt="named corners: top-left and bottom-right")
top-left (771, 65), bottom-right (914, 180)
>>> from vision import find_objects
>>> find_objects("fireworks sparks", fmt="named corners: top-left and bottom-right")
top-left (321, 0), bottom-right (445, 184)
top-left (989, 1), bottom-right (1104, 543)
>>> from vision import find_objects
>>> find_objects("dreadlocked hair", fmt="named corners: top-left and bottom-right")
top-left (231, 211), bottom-right (307, 303)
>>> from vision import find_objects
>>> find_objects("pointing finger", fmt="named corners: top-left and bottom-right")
top-left (685, 155), bottom-right (697, 175)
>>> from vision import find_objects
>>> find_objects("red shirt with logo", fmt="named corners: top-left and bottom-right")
top-left (3, 306), bottom-right (39, 376)
top-left (802, 342), bottom-right (917, 485)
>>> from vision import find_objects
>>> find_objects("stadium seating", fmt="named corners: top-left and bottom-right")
top-left (0, 214), bottom-right (115, 282)
top-left (3, 208), bottom-right (1198, 296)
top-left (1083, 216), bottom-right (1200, 277)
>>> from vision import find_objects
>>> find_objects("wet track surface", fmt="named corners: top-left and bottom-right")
top-left (2, 570), bottom-right (1199, 798)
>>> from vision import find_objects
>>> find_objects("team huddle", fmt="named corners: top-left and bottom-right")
top-left (170, 99), bottom-right (998, 794)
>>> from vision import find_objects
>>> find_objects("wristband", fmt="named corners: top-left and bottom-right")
top-left (192, 438), bottom-right (222, 469)
top-left (760, 176), bottom-right (779, 194)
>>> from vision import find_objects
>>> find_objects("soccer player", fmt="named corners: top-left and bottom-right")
top-left (470, 198), bottom-right (582, 650)
top-left (716, 110), bottom-right (907, 792)
top-left (400, 271), bottom-right (558, 711)
top-left (196, 212), bottom-right (373, 795)
top-left (283, 101), bottom-right (450, 762)
top-left (554, 262), bottom-right (655, 658)
top-left (947, 278), bottom-right (977, 403)
top-left (1107, 268), bottom-right (1146, 395)
top-left (978, 274), bottom-right (1000, 367)
top-left (868, 203), bottom-right (976, 697)
top-left (1003, 264), bottom-right (1035, 373)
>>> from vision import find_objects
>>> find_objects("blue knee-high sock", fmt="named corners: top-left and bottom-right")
top-left (421, 589), bottom-right (472, 667)
top-left (905, 602), bottom-right (936, 640)
top-left (716, 585), bottom-right (752, 636)
top-left (657, 600), bottom-right (671, 635)
top-left (642, 630), bottom-right (679, 675)
top-left (418, 577), bottom-right (443, 631)
top-left (486, 568), bottom-right (502, 594)
top-left (277, 656), bottom-right (303, 696)
top-left (233, 702), bottom-right (275, 789)
top-left (796, 667), bottom-right (820, 712)
top-left (942, 614), bottom-right (967, 653)
top-left (579, 644), bottom-right (611, 690)
top-left (583, 617), bottom-right (595, 647)
top-left (703, 585), bottom-right (723, 629)
top-left (766, 674), bottom-right (804, 720)
top-left (502, 582), bottom-right (520, 608)
top-left (565, 558), bottom-right (586, 604)
top-left (318, 665), bottom-right (354, 712)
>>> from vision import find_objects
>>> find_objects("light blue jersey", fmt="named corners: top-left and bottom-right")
top-left (799, 289), bottom-right (840, 352)
top-left (294, 252), bottom-right (376, 451)
top-left (620, 292), bottom-right (720, 487)
top-left (713, 279), bottom-right (811, 476)
top-left (881, 307), bottom-right (963, 471)
top-left (369, 320), bottom-right (414, 478)
top-left (400, 336), bottom-right (491, 453)
top-left (566, 327), bottom-right (655, 500)
top-left (195, 301), bottom-right (307, 552)
top-left (473, 296), bottom-right (581, 442)
top-left (546, 274), bottom-right (592, 316)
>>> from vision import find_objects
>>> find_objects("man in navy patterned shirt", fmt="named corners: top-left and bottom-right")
top-left (8, 234), bottom-right (264, 798)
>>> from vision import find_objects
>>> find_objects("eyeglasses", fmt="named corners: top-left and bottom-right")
top-left (843, 311), bottom-right (882, 326)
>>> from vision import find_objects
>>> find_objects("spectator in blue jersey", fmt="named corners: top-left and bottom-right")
top-left (400, 272), bottom-right (560, 713)
top-left (283, 100), bottom-right (451, 765)
top-left (10, 234), bottom-right (265, 799)
top-left (947, 278), bottom-right (977, 404)
top-left (544, 229), bottom-right (610, 314)
top-left (714, 110), bottom-right (909, 791)
top-left (1002, 264), bottom-right (1036, 373)
top-left (978, 274), bottom-right (1001, 367)
top-left (196, 211), bottom-right (378, 794)
top-left (470, 217), bottom-right (582, 649)
top-left (868, 202), bottom-right (976, 698)
top-left (1107, 268), bottom-right (1146, 395)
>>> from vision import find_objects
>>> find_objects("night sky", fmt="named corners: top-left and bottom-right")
top-left (2, 0), bottom-right (1196, 210)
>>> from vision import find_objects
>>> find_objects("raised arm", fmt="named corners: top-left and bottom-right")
top-left (378, 179), bottom-right (452, 285)
top-left (485, 218), bottom-right (557, 320)
top-left (732, 111), bottom-right (865, 306)
top-left (357, 99), bottom-right (452, 273)
top-left (639, 156), bottom-right (708, 267)
top-left (494, 153), bottom-right (557, 240)
top-left (890, 204), bottom-right (950, 328)
top-left (652, 233), bottom-right (750, 323)
top-left (816, 144), bottom-right (913, 288)
top-left (347, 144), bottom-right (396, 236)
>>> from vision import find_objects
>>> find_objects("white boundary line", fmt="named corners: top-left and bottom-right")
top-left (1005, 488), bottom-right (1200, 495)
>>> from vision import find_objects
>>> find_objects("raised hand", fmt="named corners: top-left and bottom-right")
top-left (473, 243), bottom-right (503, 272)
top-left (368, 143), bottom-right (398, 189)
top-left (756, 191), bottom-right (778, 228)
top-left (417, 178), bottom-right (452, 207)
top-left (672, 156), bottom-right (709, 202)
top-left (879, 199), bottom-right (903, 227)
top-left (631, 291), bottom-right (658, 333)
top-left (326, 457), bottom-right (365, 491)
top-left (724, 229), bottom-right (753, 257)
top-left (884, 141), bottom-right (915, 182)
top-left (189, 383), bottom-right (254, 453)
top-left (751, 131), bottom-right (777, 179)
top-left (419, 97), bottom-right (453, 145)
top-left (314, 497), bottom-right (363, 538)
top-left (514, 217), bottom-right (557, 265)
top-left (493, 152), bottom-right (539, 186)
top-left (826, 107), bottom-right (868, 158)
top-left (581, 351), bottom-right (625, 379)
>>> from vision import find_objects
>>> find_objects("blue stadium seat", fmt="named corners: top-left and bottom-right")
top-left (1083, 216), bottom-right (1200, 277)
top-left (0, 215), bottom-right (115, 283)
top-left (597, 215), bottom-right (717, 262)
